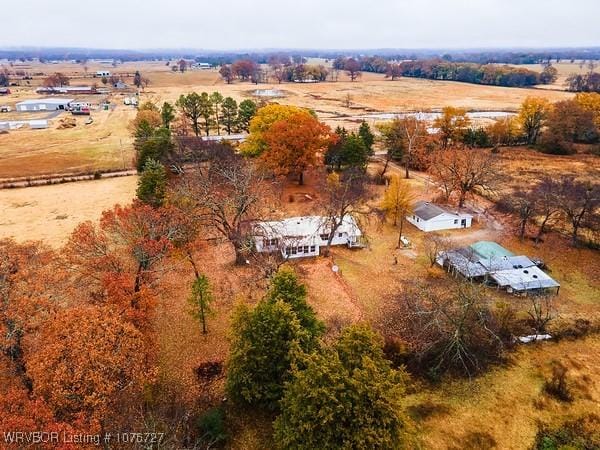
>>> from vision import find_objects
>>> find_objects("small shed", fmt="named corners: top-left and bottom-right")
top-left (16, 98), bottom-right (73, 112)
top-left (407, 201), bottom-right (473, 232)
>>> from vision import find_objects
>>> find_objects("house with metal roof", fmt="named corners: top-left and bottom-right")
top-left (407, 201), bottom-right (473, 232)
top-left (253, 215), bottom-right (363, 259)
top-left (437, 241), bottom-right (560, 294)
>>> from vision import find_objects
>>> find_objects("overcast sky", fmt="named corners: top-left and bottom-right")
top-left (2, 0), bottom-right (599, 50)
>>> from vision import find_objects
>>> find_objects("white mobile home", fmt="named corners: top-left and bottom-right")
top-left (407, 201), bottom-right (472, 232)
top-left (96, 70), bottom-right (111, 77)
top-left (253, 215), bottom-right (363, 259)
top-left (16, 98), bottom-right (74, 112)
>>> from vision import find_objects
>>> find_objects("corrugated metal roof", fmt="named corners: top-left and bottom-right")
top-left (479, 255), bottom-right (535, 272)
top-left (254, 215), bottom-right (361, 240)
top-left (438, 241), bottom-right (560, 291)
top-left (470, 241), bottom-right (514, 260)
top-left (413, 201), bottom-right (471, 221)
top-left (438, 250), bottom-right (489, 278)
top-left (413, 202), bottom-right (448, 220)
top-left (490, 266), bottom-right (560, 291)
top-left (17, 98), bottom-right (74, 105)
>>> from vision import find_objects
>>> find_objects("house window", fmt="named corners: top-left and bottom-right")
top-left (264, 237), bottom-right (278, 247)
top-left (303, 245), bottom-right (309, 253)
top-left (338, 232), bottom-right (343, 238)
top-left (454, 219), bottom-right (458, 224)
top-left (285, 247), bottom-right (291, 256)
top-left (310, 245), bottom-right (316, 252)
top-left (320, 233), bottom-right (329, 241)
top-left (416, 218), bottom-right (420, 222)
top-left (297, 246), bottom-right (303, 253)
top-left (291, 247), bottom-right (297, 255)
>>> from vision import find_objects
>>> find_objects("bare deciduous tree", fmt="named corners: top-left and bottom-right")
top-left (319, 169), bottom-right (368, 256)
top-left (556, 177), bottom-right (599, 246)
top-left (429, 148), bottom-right (499, 207)
top-left (175, 153), bottom-right (277, 264)
top-left (380, 279), bottom-right (511, 378)
top-left (423, 233), bottom-right (452, 267)
top-left (526, 295), bottom-right (557, 334)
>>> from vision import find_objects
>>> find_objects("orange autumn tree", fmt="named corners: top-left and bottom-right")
top-left (0, 240), bottom-right (66, 379)
top-left (0, 383), bottom-right (78, 450)
top-left (63, 202), bottom-right (186, 331)
top-left (261, 112), bottom-right (335, 185)
top-left (24, 306), bottom-right (147, 430)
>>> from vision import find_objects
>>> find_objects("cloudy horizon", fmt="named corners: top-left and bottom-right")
top-left (2, 0), bottom-right (599, 50)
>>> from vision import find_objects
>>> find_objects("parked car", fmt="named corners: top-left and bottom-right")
top-left (0, 105), bottom-right (11, 113)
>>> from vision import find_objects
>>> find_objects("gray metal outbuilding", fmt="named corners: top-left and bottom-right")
top-left (16, 98), bottom-right (74, 112)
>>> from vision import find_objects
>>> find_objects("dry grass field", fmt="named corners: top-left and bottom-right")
top-left (0, 175), bottom-right (137, 244)
top-left (515, 61), bottom-right (594, 90)
top-left (0, 107), bottom-right (135, 178)
top-left (0, 61), bottom-right (576, 179)
top-left (496, 147), bottom-right (600, 192)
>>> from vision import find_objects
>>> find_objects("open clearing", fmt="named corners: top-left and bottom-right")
top-left (0, 175), bottom-right (136, 245)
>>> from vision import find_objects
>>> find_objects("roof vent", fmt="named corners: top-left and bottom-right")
top-left (523, 270), bottom-right (529, 274)
top-left (532, 275), bottom-right (538, 279)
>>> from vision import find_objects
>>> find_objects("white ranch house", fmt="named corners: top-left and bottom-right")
top-left (253, 215), bottom-right (362, 259)
top-left (407, 201), bottom-right (473, 232)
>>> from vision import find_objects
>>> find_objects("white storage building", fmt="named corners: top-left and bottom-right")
top-left (407, 201), bottom-right (473, 232)
top-left (16, 98), bottom-right (74, 112)
top-left (253, 215), bottom-right (363, 259)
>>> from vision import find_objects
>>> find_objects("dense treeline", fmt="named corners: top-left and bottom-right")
top-left (381, 58), bottom-right (541, 87)
top-left (2, 47), bottom-right (600, 65)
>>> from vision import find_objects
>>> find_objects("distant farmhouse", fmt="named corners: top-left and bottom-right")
top-left (201, 134), bottom-right (247, 143)
top-left (253, 215), bottom-right (363, 259)
top-left (16, 98), bottom-right (73, 111)
top-left (437, 241), bottom-right (560, 294)
top-left (407, 201), bottom-right (473, 232)
top-left (193, 62), bottom-right (212, 70)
